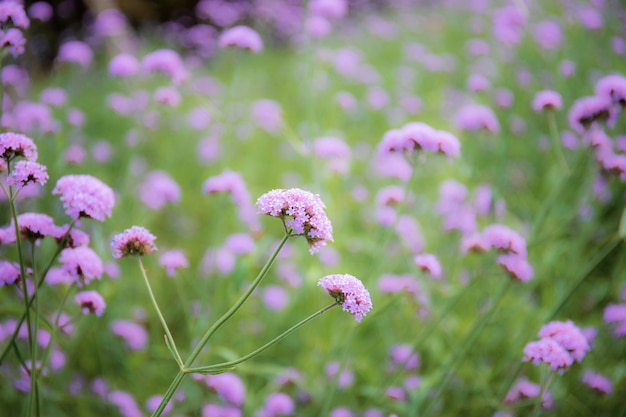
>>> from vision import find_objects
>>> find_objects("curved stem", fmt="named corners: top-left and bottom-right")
top-left (137, 257), bottom-right (183, 368)
top-left (188, 303), bottom-right (337, 374)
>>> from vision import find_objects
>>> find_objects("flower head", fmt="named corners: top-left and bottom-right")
top-left (52, 175), bottom-right (115, 222)
top-left (158, 249), bottom-right (188, 277)
top-left (318, 274), bottom-right (372, 322)
top-left (523, 338), bottom-right (573, 371)
top-left (0, 132), bottom-right (37, 163)
top-left (110, 226), bottom-right (157, 259)
top-left (56, 40), bottom-right (93, 68)
top-left (568, 96), bottom-right (614, 133)
top-left (218, 25), bottom-right (263, 53)
top-left (581, 370), bottom-right (612, 395)
top-left (256, 188), bottom-right (333, 254)
top-left (59, 246), bottom-right (104, 287)
top-left (532, 90), bottom-right (563, 112)
top-left (75, 290), bottom-right (106, 316)
top-left (538, 320), bottom-right (590, 362)
top-left (7, 160), bottom-right (48, 190)
top-left (595, 73), bottom-right (626, 106)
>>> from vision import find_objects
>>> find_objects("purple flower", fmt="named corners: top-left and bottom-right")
top-left (28, 2), bottom-right (53, 22)
top-left (75, 290), bottom-right (106, 316)
top-left (414, 253), bottom-right (442, 280)
top-left (581, 370), bottom-right (612, 395)
top-left (108, 53), bottom-right (140, 77)
top-left (595, 73), bottom-right (626, 106)
top-left (145, 394), bottom-right (173, 415)
top-left (40, 87), bottom-right (67, 107)
top-left (262, 285), bottom-right (289, 311)
top-left (482, 224), bottom-right (527, 257)
top-left (158, 249), bottom-right (188, 277)
top-left (256, 188), bottom-right (333, 254)
top-left (0, 28), bottom-right (26, 57)
top-left (141, 49), bottom-right (188, 84)
top-left (568, 96), bottom-right (614, 133)
top-left (466, 73), bottom-right (490, 92)
top-left (52, 174), bottom-right (115, 221)
top-left (0, 131), bottom-right (37, 163)
top-left (59, 246), bottom-right (104, 287)
top-left (110, 320), bottom-right (148, 351)
top-left (256, 392), bottom-right (294, 417)
top-left (8, 212), bottom-right (56, 242)
top-left (225, 233), bottom-right (255, 254)
top-left (492, 6), bottom-right (526, 45)
top-left (218, 25), bottom-right (263, 53)
top-left (0, 2), bottom-right (29, 28)
top-left (532, 90), bottom-right (563, 112)
top-left (523, 338), bottom-right (573, 371)
top-left (388, 344), bottom-right (419, 370)
top-left (538, 320), bottom-right (590, 362)
top-left (154, 86), bottom-right (181, 107)
top-left (53, 225), bottom-right (90, 248)
top-left (251, 99), bottom-right (283, 134)
top-left (205, 372), bottom-right (246, 407)
top-left (108, 390), bottom-right (143, 417)
top-left (7, 160), bottom-right (48, 190)
top-left (202, 404), bottom-right (241, 417)
top-left (110, 226), bottom-right (157, 259)
top-left (138, 171), bottom-right (181, 210)
top-left (318, 274), bottom-right (372, 322)
top-left (0, 261), bottom-right (21, 285)
top-left (454, 104), bottom-right (500, 133)
top-left (504, 377), bottom-right (540, 403)
top-left (532, 20), bottom-right (562, 50)
top-left (497, 254), bottom-right (534, 282)
top-left (56, 40), bottom-right (93, 68)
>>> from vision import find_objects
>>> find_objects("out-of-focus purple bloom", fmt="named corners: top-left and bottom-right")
top-left (504, 377), bottom-right (540, 403)
top-left (532, 90), bottom-right (562, 112)
top-left (581, 370), bottom-right (612, 394)
top-left (40, 87), bottom-right (67, 107)
top-left (110, 226), bottom-right (157, 259)
top-left (53, 174), bottom-right (115, 221)
top-left (560, 60), bottom-right (575, 77)
top-left (494, 89), bottom-right (513, 108)
top-left (64, 143), bottom-right (86, 165)
top-left (257, 188), bottom-right (333, 254)
top-left (4, 212), bottom-right (56, 243)
top-left (91, 141), bottom-right (112, 163)
top-left (251, 100), bottom-right (282, 134)
top-left (466, 38), bottom-right (489, 56)
top-left (309, 0), bottom-right (347, 20)
top-left (497, 253), bottom-right (534, 282)
top-left (7, 160), bottom-right (48, 190)
top-left (482, 224), bottom-right (527, 257)
top-left (256, 392), bottom-right (294, 417)
top-left (604, 303), bottom-right (626, 337)
top-left (110, 320), bottom-right (148, 351)
top-left (10, 101), bottom-right (58, 134)
top-left (154, 86), bottom-right (181, 107)
top-left (59, 246), bottom-right (104, 287)
top-left (202, 403), bottom-right (241, 417)
top-left (56, 40), bottom-right (93, 68)
top-left (329, 407), bottom-right (354, 417)
top-left (52, 225), bottom-right (90, 248)
top-left (218, 25), bottom-right (263, 53)
top-left (28, 2), bottom-right (53, 22)
top-left (595, 73), bottom-right (626, 106)
top-left (568, 95), bottom-right (614, 133)
top-left (454, 104), bottom-right (500, 133)
top-left (138, 171), bottom-right (181, 210)
top-left (523, 338), bottom-right (573, 371)
top-left (66, 108), bottom-right (84, 127)
top-left (0, 28), bottom-right (26, 57)
top-left (378, 122), bottom-right (460, 158)
top-left (1, 2), bottom-right (29, 28)
top-left (318, 274), bottom-right (372, 322)
top-left (158, 249), bottom-right (188, 277)
top-left (0, 261), bottom-right (21, 286)
top-left (0, 131), bottom-right (37, 163)
top-left (225, 233), bottom-right (255, 254)
top-left (145, 394), bottom-right (173, 415)
top-left (389, 344), bottom-right (419, 370)
top-left (205, 372), bottom-right (246, 407)
top-left (325, 361), bottom-right (354, 388)
top-left (538, 320), bottom-right (590, 362)
top-left (492, 6), bottom-right (526, 45)
top-left (533, 20), bottom-right (562, 50)
top-left (109, 53), bottom-right (140, 77)
top-left (108, 390), bottom-right (143, 417)
top-left (414, 254), bottom-right (442, 280)
top-left (467, 73), bottom-right (490, 92)
top-left (75, 290), bottom-right (106, 316)
top-left (578, 6), bottom-right (603, 30)
top-left (188, 107), bottom-right (212, 130)
top-left (262, 285), bottom-right (289, 311)
top-left (141, 49), bottom-right (188, 84)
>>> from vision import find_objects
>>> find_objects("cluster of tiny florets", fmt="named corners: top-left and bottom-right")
top-left (318, 274), bottom-right (372, 322)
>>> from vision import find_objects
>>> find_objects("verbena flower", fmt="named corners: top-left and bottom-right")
top-left (0, 261), bottom-right (21, 285)
top-left (318, 274), bottom-right (372, 322)
top-left (52, 174), bottom-right (115, 221)
top-left (532, 90), bottom-right (563, 111)
top-left (595, 73), bottom-right (626, 106)
top-left (59, 246), bottom-right (104, 287)
top-left (218, 25), bottom-right (263, 53)
top-left (256, 392), bottom-right (295, 417)
top-left (9, 212), bottom-right (56, 242)
top-left (204, 372), bottom-right (246, 407)
top-left (504, 377), bottom-right (540, 403)
top-left (75, 290), bottom-right (106, 316)
top-left (141, 49), bottom-right (187, 84)
top-left (414, 253), bottom-right (442, 280)
top-left (158, 249), bottom-right (188, 277)
top-left (0, 131), bottom-right (38, 163)
top-left (568, 96), bottom-right (614, 133)
top-left (523, 338), bottom-right (573, 372)
top-left (56, 40), bottom-right (93, 68)
top-left (0, 28), bottom-right (26, 57)
top-left (108, 53), bottom-right (140, 77)
top-left (110, 226), bottom-right (157, 259)
top-left (497, 253), bottom-right (534, 282)
top-left (7, 160), bottom-right (48, 190)
top-left (537, 320), bottom-right (590, 362)
top-left (138, 171), bottom-right (180, 210)
top-left (581, 370), bottom-right (612, 395)
top-left (256, 188), bottom-right (333, 254)
top-left (110, 320), bottom-right (148, 351)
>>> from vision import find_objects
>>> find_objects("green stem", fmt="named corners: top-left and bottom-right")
top-left (150, 232), bottom-right (291, 417)
top-left (531, 365), bottom-right (554, 417)
top-left (188, 303), bottom-right (337, 374)
top-left (547, 111), bottom-right (570, 173)
top-left (137, 257), bottom-right (183, 368)
top-left (30, 242), bottom-right (41, 417)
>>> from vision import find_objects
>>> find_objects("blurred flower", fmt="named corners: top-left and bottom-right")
top-left (110, 226), bottom-right (157, 259)
top-left (388, 344), bottom-right (419, 370)
top-left (497, 254), bottom-right (534, 282)
top-left (532, 90), bottom-right (562, 112)
top-left (603, 303), bottom-right (626, 337)
top-left (482, 224), bottom-right (527, 257)
top-left (256, 392), bottom-right (294, 417)
top-left (581, 370), bottom-right (612, 395)
top-left (0, 2), bottom-right (29, 28)
top-left (503, 377), bottom-right (540, 403)
top-left (109, 53), bottom-right (139, 78)
top-left (532, 20), bottom-right (562, 50)
top-left (75, 290), bottom-right (106, 316)
top-left (262, 285), bottom-right (289, 311)
top-left (7, 160), bottom-right (48, 190)
top-left (205, 372), bottom-right (246, 407)
top-left (251, 99), bottom-right (283, 134)
top-left (28, 2), bottom-right (53, 22)
top-left (158, 249), bottom-right (188, 277)
top-left (0, 131), bottom-right (37, 163)
top-left (257, 188), bottom-right (333, 254)
top-left (59, 246), bottom-right (104, 287)
top-left (145, 394), bottom-right (173, 415)
top-left (108, 390), bottom-right (143, 417)
top-left (110, 320), bottom-right (148, 351)
top-left (568, 96), bottom-right (614, 133)
top-left (141, 49), bottom-right (188, 84)
top-left (53, 174), bottom-right (115, 221)
top-left (56, 40), bottom-right (93, 68)
top-left (523, 338), bottom-right (573, 371)
top-left (318, 274), bottom-right (372, 322)
top-left (0, 261), bottom-right (21, 286)
top-left (139, 171), bottom-right (181, 210)
top-left (154, 86), bottom-right (181, 107)
top-left (454, 104), bottom-right (500, 133)
top-left (218, 25), bottom-right (263, 53)
top-left (538, 320), bottom-right (590, 362)
top-left (0, 28), bottom-right (26, 57)
top-left (492, 6), bottom-right (526, 45)
top-left (595, 73), bottom-right (626, 106)
top-left (414, 253), bottom-right (442, 280)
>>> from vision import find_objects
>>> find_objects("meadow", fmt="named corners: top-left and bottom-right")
top-left (1, 0), bottom-right (626, 416)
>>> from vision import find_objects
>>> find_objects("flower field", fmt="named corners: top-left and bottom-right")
top-left (1, 1), bottom-right (626, 416)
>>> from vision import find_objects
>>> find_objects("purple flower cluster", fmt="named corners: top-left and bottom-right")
top-left (7, 160), bottom-right (48, 190)
top-left (256, 188), bottom-right (333, 254)
top-left (0, 131), bottom-right (38, 163)
top-left (110, 226), bottom-right (157, 259)
top-left (59, 246), bottom-right (104, 287)
top-left (532, 90), bottom-right (563, 112)
top-left (454, 104), bottom-right (500, 133)
top-left (378, 122), bottom-right (460, 158)
top-left (581, 370), bottom-right (612, 395)
top-left (218, 25), bottom-right (263, 53)
top-left (75, 290), bottom-right (106, 316)
top-left (52, 174), bottom-right (115, 222)
top-left (158, 249), bottom-right (188, 277)
top-left (523, 320), bottom-right (590, 371)
top-left (603, 303), bottom-right (626, 337)
top-left (318, 274), bottom-right (372, 322)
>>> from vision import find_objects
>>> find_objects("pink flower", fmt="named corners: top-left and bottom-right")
top-left (0, 261), bottom-right (21, 286)
top-left (52, 174), bottom-right (115, 222)
top-left (523, 338), bottom-right (573, 371)
top-left (141, 49), bottom-right (188, 84)
top-left (256, 188), bottom-right (333, 254)
top-left (158, 249), bottom-right (188, 277)
top-left (497, 254), bottom-right (534, 282)
top-left (0, 28), bottom-right (26, 57)
top-left (56, 40), bottom-right (93, 68)
top-left (595, 73), bottom-right (626, 106)
top-left (482, 224), bottom-right (527, 257)
top-left (251, 100), bottom-right (283, 134)
top-left (504, 377), bottom-right (540, 403)
top-left (59, 246), bottom-right (104, 287)
top-left (0, 131), bottom-right (37, 163)
top-left (6, 212), bottom-right (56, 242)
top-left (218, 26), bottom-right (263, 53)
top-left (256, 392), bottom-right (294, 417)
top-left (262, 285), bottom-right (289, 311)
top-left (108, 53), bottom-right (140, 77)
top-left (75, 290), bottom-right (106, 316)
top-left (414, 254), bottom-right (442, 280)
top-left (532, 90), bottom-right (563, 112)
top-left (538, 320), bottom-right (590, 362)
top-left (138, 171), bottom-right (180, 210)
top-left (454, 104), bottom-right (500, 133)
top-left (568, 96), bottom-right (614, 133)
top-left (110, 226), bottom-right (157, 259)
top-left (581, 370), bottom-right (612, 395)
top-left (0, 2), bottom-right (29, 28)
top-left (318, 274), bottom-right (372, 322)
top-left (205, 373), bottom-right (246, 407)
top-left (7, 160), bottom-right (48, 190)
top-left (110, 320), bottom-right (148, 351)
top-left (154, 86), bottom-right (181, 107)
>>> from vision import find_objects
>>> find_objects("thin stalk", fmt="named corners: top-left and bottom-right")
top-left (188, 303), bottom-right (337, 373)
top-left (137, 257), bottom-right (183, 368)
top-left (546, 111), bottom-right (570, 173)
top-left (150, 232), bottom-right (291, 417)
top-left (531, 365), bottom-right (554, 417)
top-left (30, 242), bottom-right (41, 416)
